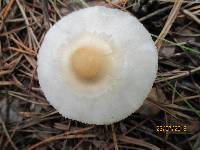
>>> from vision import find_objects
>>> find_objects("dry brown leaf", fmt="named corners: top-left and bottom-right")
top-left (137, 88), bottom-right (167, 116)
top-left (160, 45), bottom-right (176, 58)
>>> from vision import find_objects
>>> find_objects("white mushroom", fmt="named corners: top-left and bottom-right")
top-left (37, 6), bottom-right (158, 125)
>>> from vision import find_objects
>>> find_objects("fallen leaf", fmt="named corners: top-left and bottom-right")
top-left (137, 87), bottom-right (167, 116)
top-left (160, 45), bottom-right (176, 58)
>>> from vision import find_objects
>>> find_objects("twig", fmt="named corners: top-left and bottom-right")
top-left (9, 35), bottom-right (35, 52)
top-left (26, 126), bottom-right (95, 150)
top-left (0, 81), bottom-right (15, 85)
top-left (160, 75), bottom-right (200, 118)
top-left (28, 66), bottom-right (37, 93)
top-left (174, 95), bottom-right (200, 103)
top-left (158, 0), bottom-right (195, 3)
top-left (152, 34), bottom-right (200, 55)
top-left (157, 66), bottom-right (200, 82)
top-left (111, 124), bottom-right (119, 150)
top-left (155, 0), bottom-right (183, 51)
top-left (5, 47), bottom-right (36, 56)
top-left (16, 0), bottom-right (40, 48)
top-left (118, 135), bottom-right (160, 150)
top-left (183, 9), bottom-right (200, 25)
top-left (42, 0), bottom-right (50, 29)
top-left (26, 134), bottom-right (95, 150)
top-left (108, 0), bottom-right (128, 5)
top-left (139, 5), bottom-right (172, 22)
top-left (137, 128), bottom-right (182, 150)
top-left (71, 139), bottom-right (84, 150)
top-left (8, 92), bottom-right (49, 106)
top-left (0, 0), bottom-right (15, 32)
top-left (122, 119), bottom-right (149, 136)
top-left (73, 0), bottom-right (89, 8)
top-left (4, 123), bottom-right (19, 149)
top-left (0, 116), bottom-right (19, 150)
top-left (49, 0), bottom-right (62, 18)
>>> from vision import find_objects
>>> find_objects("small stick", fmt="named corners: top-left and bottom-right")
top-left (139, 5), bottom-right (173, 22)
top-left (0, 0), bottom-right (15, 31)
top-left (16, 0), bottom-right (40, 48)
top-left (26, 134), bottom-right (95, 150)
top-left (42, 0), bottom-right (50, 29)
top-left (157, 66), bottom-right (200, 82)
top-left (0, 81), bottom-right (15, 85)
top-left (1, 0), bottom-right (15, 18)
top-left (111, 124), bottom-right (119, 150)
top-left (155, 0), bottom-right (183, 51)
top-left (183, 9), bottom-right (200, 25)
top-left (0, 116), bottom-right (19, 150)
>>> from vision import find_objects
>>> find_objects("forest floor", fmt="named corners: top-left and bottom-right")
top-left (0, 0), bottom-right (200, 150)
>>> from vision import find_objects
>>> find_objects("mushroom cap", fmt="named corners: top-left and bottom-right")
top-left (37, 6), bottom-right (158, 125)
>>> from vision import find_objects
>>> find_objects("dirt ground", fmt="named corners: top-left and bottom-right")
top-left (0, 0), bottom-right (200, 150)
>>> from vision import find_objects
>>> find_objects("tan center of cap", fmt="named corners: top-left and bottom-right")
top-left (71, 46), bottom-right (107, 81)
